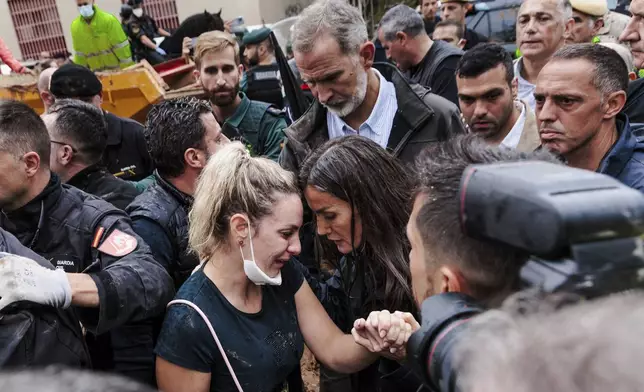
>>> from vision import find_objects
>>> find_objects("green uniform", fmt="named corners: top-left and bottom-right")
top-left (222, 93), bottom-right (287, 161)
top-left (71, 5), bottom-right (134, 71)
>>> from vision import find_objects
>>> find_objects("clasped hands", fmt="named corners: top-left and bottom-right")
top-left (351, 310), bottom-right (420, 361)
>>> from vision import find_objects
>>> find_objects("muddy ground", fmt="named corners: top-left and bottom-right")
top-left (301, 346), bottom-right (320, 392)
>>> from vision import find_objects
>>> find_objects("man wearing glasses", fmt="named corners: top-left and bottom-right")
top-left (41, 99), bottom-right (139, 210)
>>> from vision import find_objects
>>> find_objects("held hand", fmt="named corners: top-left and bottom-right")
top-left (182, 37), bottom-right (192, 57)
top-left (352, 310), bottom-right (414, 361)
top-left (0, 253), bottom-right (72, 311)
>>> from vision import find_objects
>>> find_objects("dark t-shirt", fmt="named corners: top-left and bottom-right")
top-left (406, 40), bottom-right (462, 106)
top-left (155, 262), bottom-right (305, 392)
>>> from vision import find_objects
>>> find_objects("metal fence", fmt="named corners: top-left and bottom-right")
top-left (7, 0), bottom-right (67, 60)
top-left (122, 0), bottom-right (180, 30)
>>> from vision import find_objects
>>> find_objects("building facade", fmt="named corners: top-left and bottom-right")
top-left (0, 0), bottom-right (304, 61)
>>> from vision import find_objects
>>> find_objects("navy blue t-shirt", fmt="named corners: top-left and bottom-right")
top-left (155, 261), bottom-right (305, 392)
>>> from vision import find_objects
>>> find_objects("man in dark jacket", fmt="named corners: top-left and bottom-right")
top-left (0, 100), bottom-right (174, 385)
top-left (0, 229), bottom-right (90, 369)
top-left (283, 1), bottom-right (466, 175)
top-left (49, 63), bottom-right (154, 181)
top-left (440, 0), bottom-right (489, 50)
top-left (536, 44), bottom-right (644, 191)
top-left (127, 97), bottom-right (230, 289)
top-left (285, 2), bottom-right (465, 391)
top-left (377, 4), bottom-right (462, 106)
top-left (43, 99), bottom-right (139, 210)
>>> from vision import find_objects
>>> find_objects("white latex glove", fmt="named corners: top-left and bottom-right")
top-left (0, 252), bottom-right (72, 311)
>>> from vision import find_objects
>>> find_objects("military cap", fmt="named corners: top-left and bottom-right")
top-left (243, 27), bottom-right (272, 46)
top-left (50, 63), bottom-right (102, 98)
top-left (570, 0), bottom-right (608, 17)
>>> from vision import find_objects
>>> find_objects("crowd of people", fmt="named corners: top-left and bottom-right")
top-left (1, 0), bottom-right (644, 391)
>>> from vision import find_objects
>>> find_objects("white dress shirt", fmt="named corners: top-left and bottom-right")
top-left (514, 58), bottom-right (536, 112)
top-left (501, 101), bottom-right (527, 149)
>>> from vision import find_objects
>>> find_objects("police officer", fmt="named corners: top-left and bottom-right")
top-left (42, 99), bottom-right (140, 210)
top-left (0, 100), bottom-right (174, 385)
top-left (124, 0), bottom-right (170, 65)
top-left (0, 230), bottom-right (90, 369)
top-left (49, 64), bottom-right (154, 182)
top-left (567, 0), bottom-right (608, 44)
top-left (119, 3), bottom-right (133, 30)
top-left (241, 26), bottom-right (285, 109)
top-left (127, 98), bottom-right (230, 289)
top-left (194, 31), bottom-right (287, 161)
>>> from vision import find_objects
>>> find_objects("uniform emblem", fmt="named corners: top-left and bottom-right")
top-left (98, 229), bottom-right (138, 257)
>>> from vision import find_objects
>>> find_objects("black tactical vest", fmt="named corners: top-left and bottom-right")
top-left (246, 64), bottom-right (284, 109)
top-left (126, 173), bottom-right (198, 288)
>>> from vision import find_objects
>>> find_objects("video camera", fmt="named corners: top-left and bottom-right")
top-left (407, 161), bottom-right (644, 392)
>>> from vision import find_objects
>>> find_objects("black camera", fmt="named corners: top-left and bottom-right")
top-left (407, 161), bottom-right (644, 392)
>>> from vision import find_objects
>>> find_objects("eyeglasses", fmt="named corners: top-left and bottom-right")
top-left (50, 140), bottom-right (78, 153)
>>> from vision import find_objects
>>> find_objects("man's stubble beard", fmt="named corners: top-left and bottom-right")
top-left (324, 67), bottom-right (369, 118)
top-left (205, 82), bottom-right (240, 107)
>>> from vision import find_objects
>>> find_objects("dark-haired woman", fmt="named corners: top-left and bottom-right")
top-left (299, 135), bottom-right (420, 392)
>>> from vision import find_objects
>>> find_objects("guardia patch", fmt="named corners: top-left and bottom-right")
top-left (98, 229), bottom-right (138, 257)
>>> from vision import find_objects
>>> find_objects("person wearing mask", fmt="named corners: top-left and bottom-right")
top-left (241, 27), bottom-right (284, 109)
top-left (566, 0), bottom-right (607, 44)
top-left (456, 43), bottom-right (540, 152)
top-left (71, 0), bottom-right (134, 71)
top-left (37, 67), bottom-right (57, 112)
top-left (127, 98), bottom-right (230, 289)
top-left (119, 4), bottom-right (133, 31)
top-left (378, 4), bottom-right (462, 106)
top-left (619, 0), bottom-right (644, 123)
top-left (49, 63), bottom-right (154, 181)
top-left (0, 38), bottom-right (34, 75)
top-left (154, 142), bottom-right (409, 392)
top-left (42, 99), bottom-right (139, 210)
top-left (194, 31), bottom-right (287, 162)
top-left (535, 44), bottom-right (644, 191)
top-left (0, 100), bottom-right (174, 384)
top-left (433, 20), bottom-right (467, 50)
top-left (281, 0), bottom-right (465, 174)
top-left (300, 135), bottom-right (421, 392)
top-left (515, 0), bottom-right (573, 111)
top-left (440, 0), bottom-right (488, 50)
top-left (124, 0), bottom-right (171, 65)
top-left (420, 0), bottom-right (441, 35)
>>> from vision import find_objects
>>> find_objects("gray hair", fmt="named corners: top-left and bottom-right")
top-left (551, 43), bottom-right (628, 98)
top-left (379, 4), bottom-right (426, 41)
top-left (0, 367), bottom-right (156, 392)
top-left (455, 292), bottom-right (644, 392)
top-left (292, 0), bottom-right (368, 55)
top-left (559, 0), bottom-right (573, 20)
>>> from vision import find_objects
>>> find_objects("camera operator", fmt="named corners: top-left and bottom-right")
top-left (454, 292), bottom-right (644, 392)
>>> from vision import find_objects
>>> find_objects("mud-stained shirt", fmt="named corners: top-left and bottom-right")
top-left (155, 261), bottom-right (304, 392)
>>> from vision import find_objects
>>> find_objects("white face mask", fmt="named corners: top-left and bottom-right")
top-left (239, 222), bottom-right (282, 286)
top-left (133, 8), bottom-right (144, 18)
top-left (79, 4), bottom-right (94, 19)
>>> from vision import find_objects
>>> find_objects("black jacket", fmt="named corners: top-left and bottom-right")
top-left (67, 164), bottom-right (140, 210)
top-left (463, 28), bottom-right (488, 50)
top-left (0, 228), bottom-right (90, 369)
top-left (104, 112), bottom-right (154, 182)
top-left (0, 173), bottom-right (174, 385)
top-left (279, 62), bottom-right (467, 173)
top-left (127, 172), bottom-right (198, 289)
top-left (624, 78), bottom-right (644, 124)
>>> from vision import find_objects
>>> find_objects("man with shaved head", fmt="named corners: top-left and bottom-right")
top-left (38, 67), bottom-right (57, 112)
top-left (515, 0), bottom-right (574, 111)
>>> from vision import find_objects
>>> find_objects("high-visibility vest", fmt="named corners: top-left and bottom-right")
top-left (71, 6), bottom-right (134, 72)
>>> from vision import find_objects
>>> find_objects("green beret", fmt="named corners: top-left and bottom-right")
top-left (243, 26), bottom-right (272, 46)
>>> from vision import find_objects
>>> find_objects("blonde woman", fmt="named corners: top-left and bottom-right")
top-left (154, 142), bottom-right (411, 392)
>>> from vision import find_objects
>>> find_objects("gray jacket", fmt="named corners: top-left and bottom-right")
top-left (279, 62), bottom-right (467, 172)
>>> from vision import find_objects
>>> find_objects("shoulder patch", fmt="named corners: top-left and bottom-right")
top-left (98, 229), bottom-right (138, 257)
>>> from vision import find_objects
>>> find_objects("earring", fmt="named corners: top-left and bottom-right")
top-left (238, 239), bottom-right (244, 247)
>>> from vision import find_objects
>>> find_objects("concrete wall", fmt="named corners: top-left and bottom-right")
top-left (0, 0), bottom-right (24, 60)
